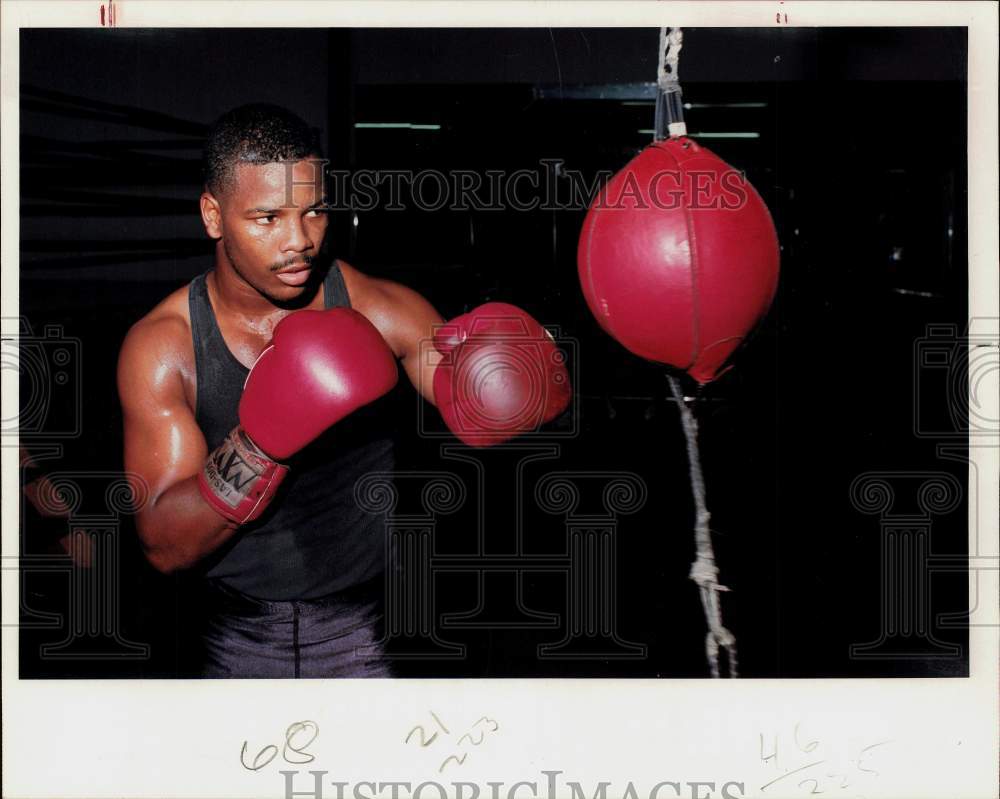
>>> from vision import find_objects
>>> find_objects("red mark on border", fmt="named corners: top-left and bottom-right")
top-left (100, 0), bottom-right (116, 27)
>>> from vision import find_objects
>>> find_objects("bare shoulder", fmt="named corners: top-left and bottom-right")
top-left (337, 260), bottom-right (444, 357)
top-left (337, 259), bottom-right (383, 310)
top-left (337, 261), bottom-right (444, 399)
top-left (338, 259), bottom-right (437, 319)
top-left (117, 283), bottom-right (195, 405)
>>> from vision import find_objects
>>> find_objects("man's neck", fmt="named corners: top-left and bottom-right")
top-left (209, 258), bottom-right (322, 322)
top-left (210, 262), bottom-right (281, 319)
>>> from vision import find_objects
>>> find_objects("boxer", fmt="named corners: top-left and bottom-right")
top-left (117, 104), bottom-right (569, 678)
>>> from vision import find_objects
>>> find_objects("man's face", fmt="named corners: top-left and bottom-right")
top-left (207, 157), bottom-right (328, 303)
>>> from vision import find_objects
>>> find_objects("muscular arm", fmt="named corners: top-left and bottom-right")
top-left (118, 316), bottom-right (238, 573)
top-left (339, 262), bottom-right (570, 447)
top-left (341, 263), bottom-right (445, 404)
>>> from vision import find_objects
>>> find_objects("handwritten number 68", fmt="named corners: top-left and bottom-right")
top-left (241, 721), bottom-right (320, 771)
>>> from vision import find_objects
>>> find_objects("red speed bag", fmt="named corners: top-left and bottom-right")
top-left (577, 137), bottom-right (780, 383)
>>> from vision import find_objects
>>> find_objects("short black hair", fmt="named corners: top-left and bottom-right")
top-left (203, 103), bottom-right (321, 195)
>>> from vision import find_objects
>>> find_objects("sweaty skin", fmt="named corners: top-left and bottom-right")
top-left (117, 157), bottom-right (443, 574)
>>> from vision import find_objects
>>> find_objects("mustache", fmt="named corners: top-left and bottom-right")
top-left (269, 254), bottom-right (316, 273)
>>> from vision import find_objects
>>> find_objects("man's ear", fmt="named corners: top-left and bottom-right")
top-left (200, 191), bottom-right (223, 239)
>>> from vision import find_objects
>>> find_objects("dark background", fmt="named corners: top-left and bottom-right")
top-left (18, 27), bottom-right (969, 678)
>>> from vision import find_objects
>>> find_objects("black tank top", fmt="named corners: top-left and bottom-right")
top-left (189, 263), bottom-right (395, 599)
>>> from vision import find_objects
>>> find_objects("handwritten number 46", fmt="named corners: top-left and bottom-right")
top-left (241, 721), bottom-right (320, 772)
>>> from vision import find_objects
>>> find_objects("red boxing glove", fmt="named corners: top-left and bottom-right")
top-left (199, 308), bottom-right (398, 523)
top-left (433, 302), bottom-right (571, 447)
top-left (199, 428), bottom-right (289, 525)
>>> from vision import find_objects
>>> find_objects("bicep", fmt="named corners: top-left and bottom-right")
top-left (118, 327), bottom-right (207, 520)
top-left (370, 280), bottom-right (446, 405)
top-left (402, 331), bottom-right (444, 407)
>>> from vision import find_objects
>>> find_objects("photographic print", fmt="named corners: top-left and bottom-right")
top-left (3, 3), bottom-right (997, 799)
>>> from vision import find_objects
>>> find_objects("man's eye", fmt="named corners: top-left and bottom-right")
top-left (255, 215), bottom-right (277, 225)
top-left (306, 209), bottom-right (325, 218)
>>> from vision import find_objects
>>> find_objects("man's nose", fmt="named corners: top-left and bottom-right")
top-left (281, 217), bottom-right (311, 253)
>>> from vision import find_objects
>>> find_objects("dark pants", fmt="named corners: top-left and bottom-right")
top-left (197, 577), bottom-right (392, 678)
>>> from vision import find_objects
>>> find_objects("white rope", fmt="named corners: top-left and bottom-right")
top-left (656, 28), bottom-right (687, 138)
top-left (667, 375), bottom-right (738, 678)
top-left (657, 27), bottom-right (684, 88)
